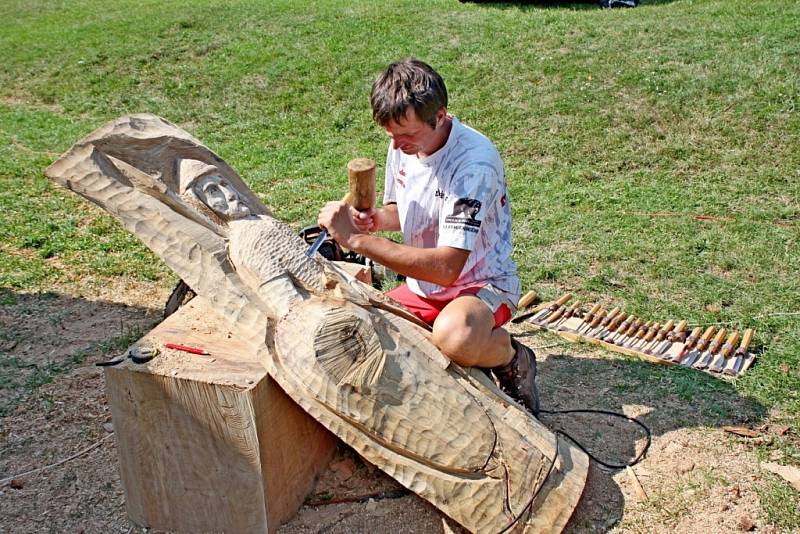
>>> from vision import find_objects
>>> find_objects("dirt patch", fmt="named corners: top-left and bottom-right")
top-left (0, 288), bottom-right (789, 533)
top-left (0, 281), bottom-right (167, 414)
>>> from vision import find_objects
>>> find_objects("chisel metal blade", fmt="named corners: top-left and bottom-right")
top-left (305, 229), bottom-right (328, 257)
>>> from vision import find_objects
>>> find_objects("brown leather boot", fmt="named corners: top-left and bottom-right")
top-left (492, 338), bottom-right (539, 416)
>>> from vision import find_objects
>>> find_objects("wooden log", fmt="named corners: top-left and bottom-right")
top-left (105, 297), bottom-right (337, 533)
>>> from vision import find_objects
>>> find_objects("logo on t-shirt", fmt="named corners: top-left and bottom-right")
top-left (435, 188), bottom-right (445, 199)
top-left (450, 198), bottom-right (482, 219)
top-left (444, 197), bottom-right (482, 232)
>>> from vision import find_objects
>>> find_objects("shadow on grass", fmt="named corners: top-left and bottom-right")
top-left (0, 289), bottom-right (161, 417)
top-left (516, 330), bottom-right (766, 532)
top-left (458, 0), bottom-right (678, 8)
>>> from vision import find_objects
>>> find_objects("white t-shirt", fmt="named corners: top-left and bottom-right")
top-left (383, 117), bottom-right (520, 302)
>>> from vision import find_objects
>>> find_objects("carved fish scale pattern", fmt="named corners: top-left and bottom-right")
top-left (229, 217), bottom-right (328, 297)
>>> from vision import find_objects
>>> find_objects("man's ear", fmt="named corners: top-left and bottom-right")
top-left (435, 108), bottom-right (447, 128)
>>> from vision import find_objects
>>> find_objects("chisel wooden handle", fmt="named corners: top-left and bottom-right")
top-left (668, 320), bottom-right (688, 342)
top-left (644, 319), bottom-right (675, 354)
top-left (602, 307), bottom-right (620, 325)
top-left (310, 159), bottom-right (377, 257)
top-left (547, 305), bottom-right (568, 324)
top-left (627, 320), bottom-right (650, 343)
top-left (709, 329), bottom-right (740, 373)
top-left (609, 315), bottom-right (635, 341)
top-left (646, 319), bottom-right (673, 354)
top-left (589, 308), bottom-right (607, 330)
top-left (736, 328), bottom-right (754, 355)
top-left (683, 326), bottom-right (703, 350)
top-left (555, 300), bottom-right (582, 328)
top-left (707, 328), bottom-right (727, 354)
top-left (695, 326), bottom-right (717, 352)
top-left (602, 312), bottom-right (628, 339)
top-left (725, 328), bottom-right (754, 376)
top-left (538, 293), bottom-right (572, 321)
top-left (617, 318), bottom-right (642, 344)
top-left (565, 300), bottom-right (582, 318)
top-left (656, 319), bottom-right (686, 356)
top-left (594, 307), bottom-right (619, 333)
top-left (719, 330), bottom-right (740, 359)
top-left (578, 303), bottom-right (602, 331)
top-left (655, 320), bottom-right (675, 342)
top-left (518, 291), bottom-right (538, 309)
top-left (644, 322), bottom-right (660, 343)
top-left (694, 327), bottom-right (726, 368)
top-left (626, 320), bottom-right (652, 347)
top-left (552, 293), bottom-right (572, 309)
top-left (673, 325), bottom-right (703, 362)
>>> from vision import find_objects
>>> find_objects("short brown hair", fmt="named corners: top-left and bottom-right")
top-left (370, 59), bottom-right (448, 129)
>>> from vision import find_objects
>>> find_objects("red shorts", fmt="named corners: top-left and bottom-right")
top-left (386, 284), bottom-right (515, 328)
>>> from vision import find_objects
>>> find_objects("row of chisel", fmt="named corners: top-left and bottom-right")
top-left (520, 294), bottom-right (755, 377)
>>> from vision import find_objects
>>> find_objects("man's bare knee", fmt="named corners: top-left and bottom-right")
top-left (432, 313), bottom-right (480, 366)
top-left (431, 298), bottom-right (499, 367)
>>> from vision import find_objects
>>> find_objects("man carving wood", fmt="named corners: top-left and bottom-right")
top-left (318, 58), bottom-right (539, 414)
top-left (46, 113), bottom-right (587, 532)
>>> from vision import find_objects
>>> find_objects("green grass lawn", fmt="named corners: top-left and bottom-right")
top-left (1, 0), bottom-right (798, 526)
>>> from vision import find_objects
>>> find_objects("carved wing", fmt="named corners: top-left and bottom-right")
top-left (266, 298), bottom-right (587, 532)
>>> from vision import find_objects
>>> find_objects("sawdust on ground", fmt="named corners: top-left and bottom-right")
top-left (0, 284), bottom-right (791, 533)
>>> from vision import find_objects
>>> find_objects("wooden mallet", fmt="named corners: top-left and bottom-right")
top-left (306, 158), bottom-right (376, 257)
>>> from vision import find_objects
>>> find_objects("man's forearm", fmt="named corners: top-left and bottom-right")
top-left (373, 204), bottom-right (400, 232)
top-left (345, 233), bottom-right (468, 287)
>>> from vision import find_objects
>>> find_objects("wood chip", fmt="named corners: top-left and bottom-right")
top-left (626, 466), bottom-right (648, 501)
top-left (770, 425), bottom-right (790, 436)
top-left (330, 458), bottom-right (356, 481)
top-left (722, 426), bottom-right (760, 438)
top-left (738, 515), bottom-right (755, 531)
top-left (677, 460), bottom-right (695, 474)
top-left (9, 479), bottom-right (24, 489)
top-left (761, 462), bottom-right (800, 491)
top-left (441, 517), bottom-right (459, 534)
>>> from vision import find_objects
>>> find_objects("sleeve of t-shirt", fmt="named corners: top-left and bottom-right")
top-left (382, 145), bottom-right (396, 205)
top-left (438, 163), bottom-right (501, 251)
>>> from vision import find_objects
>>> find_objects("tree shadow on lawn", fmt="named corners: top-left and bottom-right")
top-left (517, 330), bottom-right (766, 532)
top-left (459, 0), bottom-right (679, 9)
top-left (0, 288), bottom-right (162, 417)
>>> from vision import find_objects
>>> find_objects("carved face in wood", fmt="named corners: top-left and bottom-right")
top-left (192, 174), bottom-right (251, 220)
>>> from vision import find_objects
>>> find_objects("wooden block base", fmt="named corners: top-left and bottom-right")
top-left (105, 297), bottom-right (337, 533)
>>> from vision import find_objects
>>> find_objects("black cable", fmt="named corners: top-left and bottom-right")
top-left (538, 408), bottom-right (652, 470)
top-left (496, 408), bottom-right (650, 532)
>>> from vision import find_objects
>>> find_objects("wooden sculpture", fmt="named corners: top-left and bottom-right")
top-left (45, 114), bottom-right (587, 533)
